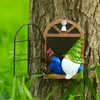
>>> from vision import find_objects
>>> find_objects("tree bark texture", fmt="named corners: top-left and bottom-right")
top-left (29, 0), bottom-right (100, 100)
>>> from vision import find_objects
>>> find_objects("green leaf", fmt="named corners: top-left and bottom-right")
top-left (95, 64), bottom-right (100, 82)
top-left (22, 82), bottom-right (33, 99)
top-left (76, 71), bottom-right (83, 81)
top-left (80, 80), bottom-right (84, 100)
top-left (18, 80), bottom-right (24, 96)
top-left (22, 75), bottom-right (25, 83)
top-left (22, 82), bottom-right (40, 100)
top-left (18, 80), bottom-right (26, 100)
top-left (60, 72), bottom-right (82, 100)
top-left (11, 77), bottom-right (16, 100)
top-left (84, 74), bottom-right (97, 100)
top-left (45, 87), bottom-right (60, 100)
top-left (97, 94), bottom-right (100, 100)
top-left (0, 80), bottom-right (4, 94)
top-left (60, 81), bottom-right (77, 100)
top-left (68, 95), bottom-right (74, 100)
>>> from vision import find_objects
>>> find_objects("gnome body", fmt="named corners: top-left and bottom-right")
top-left (62, 55), bottom-right (83, 79)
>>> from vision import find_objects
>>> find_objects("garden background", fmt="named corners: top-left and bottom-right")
top-left (0, 0), bottom-right (29, 99)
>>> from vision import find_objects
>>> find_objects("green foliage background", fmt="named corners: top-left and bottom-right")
top-left (0, 0), bottom-right (29, 98)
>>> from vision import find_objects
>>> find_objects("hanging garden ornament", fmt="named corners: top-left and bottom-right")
top-left (61, 20), bottom-right (67, 31)
top-left (62, 38), bottom-right (84, 79)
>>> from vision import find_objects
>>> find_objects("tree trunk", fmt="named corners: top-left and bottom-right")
top-left (29, 0), bottom-right (100, 100)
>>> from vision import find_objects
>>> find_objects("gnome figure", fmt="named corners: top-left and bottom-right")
top-left (62, 38), bottom-right (84, 79)
top-left (45, 38), bottom-right (84, 79)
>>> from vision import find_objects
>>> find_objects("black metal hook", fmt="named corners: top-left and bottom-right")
top-left (14, 23), bottom-right (44, 77)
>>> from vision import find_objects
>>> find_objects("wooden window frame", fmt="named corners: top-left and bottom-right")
top-left (43, 18), bottom-right (84, 79)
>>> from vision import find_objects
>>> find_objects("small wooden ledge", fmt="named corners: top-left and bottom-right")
top-left (44, 74), bottom-right (78, 79)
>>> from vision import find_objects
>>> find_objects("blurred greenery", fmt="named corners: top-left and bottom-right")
top-left (0, 0), bottom-right (29, 72)
top-left (0, 0), bottom-right (29, 99)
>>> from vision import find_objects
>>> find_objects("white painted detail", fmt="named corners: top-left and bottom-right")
top-left (62, 58), bottom-right (80, 79)
top-left (61, 20), bottom-right (67, 31)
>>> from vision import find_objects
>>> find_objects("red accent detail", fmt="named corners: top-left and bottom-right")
top-left (46, 48), bottom-right (52, 54)
top-left (46, 48), bottom-right (55, 56)
top-left (49, 51), bottom-right (55, 56)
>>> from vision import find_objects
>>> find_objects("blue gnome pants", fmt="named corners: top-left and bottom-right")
top-left (48, 56), bottom-right (65, 74)
top-left (78, 64), bottom-right (84, 72)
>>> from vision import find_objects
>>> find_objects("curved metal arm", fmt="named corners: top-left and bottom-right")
top-left (14, 23), bottom-right (43, 77)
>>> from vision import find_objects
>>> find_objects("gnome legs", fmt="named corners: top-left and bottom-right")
top-left (48, 56), bottom-right (65, 74)
top-left (44, 48), bottom-right (65, 74)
